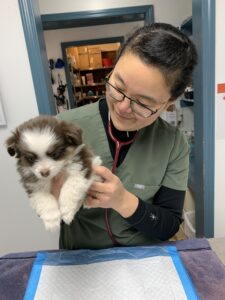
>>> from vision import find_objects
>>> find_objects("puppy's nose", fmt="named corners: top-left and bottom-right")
top-left (40, 169), bottom-right (50, 177)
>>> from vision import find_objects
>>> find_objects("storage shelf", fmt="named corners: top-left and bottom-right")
top-left (182, 98), bottom-right (194, 103)
top-left (180, 98), bottom-right (194, 108)
top-left (79, 66), bottom-right (113, 72)
top-left (77, 95), bottom-right (103, 103)
top-left (67, 44), bottom-right (118, 108)
top-left (75, 83), bottom-right (105, 88)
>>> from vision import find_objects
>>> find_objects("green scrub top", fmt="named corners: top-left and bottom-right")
top-left (58, 100), bottom-right (189, 249)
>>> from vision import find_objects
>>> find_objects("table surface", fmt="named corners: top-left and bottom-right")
top-left (1, 238), bottom-right (225, 300)
top-left (208, 237), bottom-right (225, 265)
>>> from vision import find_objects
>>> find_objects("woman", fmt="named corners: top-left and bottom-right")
top-left (56, 23), bottom-right (198, 250)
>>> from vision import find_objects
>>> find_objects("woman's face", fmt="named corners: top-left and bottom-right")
top-left (106, 52), bottom-right (172, 131)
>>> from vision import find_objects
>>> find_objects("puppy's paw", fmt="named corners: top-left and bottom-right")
top-left (83, 203), bottom-right (91, 209)
top-left (92, 156), bottom-right (102, 166)
top-left (43, 219), bottom-right (60, 232)
top-left (92, 173), bottom-right (103, 183)
top-left (41, 209), bottom-right (61, 231)
top-left (60, 202), bottom-right (82, 225)
top-left (60, 209), bottom-right (74, 225)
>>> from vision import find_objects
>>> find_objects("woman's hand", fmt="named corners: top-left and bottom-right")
top-left (86, 166), bottom-right (139, 218)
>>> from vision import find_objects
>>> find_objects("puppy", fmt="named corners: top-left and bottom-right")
top-left (5, 116), bottom-right (101, 231)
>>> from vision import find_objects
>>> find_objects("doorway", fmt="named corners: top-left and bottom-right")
top-left (18, 1), bottom-right (215, 238)
top-left (18, 2), bottom-right (153, 115)
top-left (61, 37), bottom-right (124, 109)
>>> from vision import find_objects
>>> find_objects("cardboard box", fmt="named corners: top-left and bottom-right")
top-left (78, 46), bottom-right (88, 54)
top-left (88, 48), bottom-right (102, 68)
top-left (78, 47), bottom-right (103, 69)
top-left (78, 53), bottom-right (89, 69)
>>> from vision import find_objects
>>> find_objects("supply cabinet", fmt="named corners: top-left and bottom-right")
top-left (66, 43), bottom-right (120, 106)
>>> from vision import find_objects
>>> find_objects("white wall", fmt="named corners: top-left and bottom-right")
top-left (0, 0), bottom-right (192, 256)
top-left (214, 0), bottom-right (225, 237)
top-left (0, 1), bottom-right (59, 256)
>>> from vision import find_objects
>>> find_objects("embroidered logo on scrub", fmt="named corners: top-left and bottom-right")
top-left (149, 213), bottom-right (158, 222)
top-left (134, 184), bottom-right (145, 190)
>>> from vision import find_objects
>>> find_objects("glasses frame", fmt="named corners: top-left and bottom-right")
top-left (104, 74), bottom-right (159, 118)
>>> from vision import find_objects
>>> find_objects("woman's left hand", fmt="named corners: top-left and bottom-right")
top-left (85, 165), bottom-right (139, 218)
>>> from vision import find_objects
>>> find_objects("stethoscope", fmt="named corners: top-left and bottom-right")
top-left (104, 113), bottom-right (137, 245)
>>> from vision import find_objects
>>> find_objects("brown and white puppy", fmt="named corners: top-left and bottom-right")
top-left (5, 116), bottom-right (101, 231)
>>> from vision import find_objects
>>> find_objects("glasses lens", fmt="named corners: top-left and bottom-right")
top-left (131, 102), bottom-right (154, 118)
top-left (106, 80), bottom-right (157, 118)
top-left (106, 83), bottom-right (124, 101)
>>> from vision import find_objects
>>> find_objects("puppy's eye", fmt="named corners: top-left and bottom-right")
top-left (25, 154), bottom-right (37, 164)
top-left (48, 148), bottom-right (65, 160)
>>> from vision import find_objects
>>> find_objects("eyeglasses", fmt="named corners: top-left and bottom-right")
top-left (105, 74), bottom-right (160, 118)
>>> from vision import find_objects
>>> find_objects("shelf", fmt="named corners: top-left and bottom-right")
top-left (75, 83), bottom-right (105, 88)
top-left (180, 99), bottom-right (194, 108)
top-left (78, 66), bottom-right (113, 72)
top-left (79, 95), bottom-right (103, 101)
top-left (76, 95), bottom-right (103, 104)
top-left (182, 98), bottom-right (194, 103)
top-left (67, 45), bottom-right (118, 107)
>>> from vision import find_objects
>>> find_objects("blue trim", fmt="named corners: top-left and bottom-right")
top-left (145, 5), bottom-right (155, 24)
top-left (181, 16), bottom-right (192, 36)
top-left (192, 0), bottom-right (215, 237)
top-left (18, 0), bottom-right (56, 115)
top-left (167, 246), bottom-right (199, 300)
top-left (42, 246), bottom-right (170, 266)
top-left (23, 252), bottom-right (46, 300)
top-left (61, 36), bottom-right (124, 108)
top-left (24, 246), bottom-right (198, 299)
top-left (42, 6), bottom-right (152, 21)
top-left (41, 6), bottom-right (154, 30)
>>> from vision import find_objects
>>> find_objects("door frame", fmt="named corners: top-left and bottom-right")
top-left (18, 1), bottom-right (154, 114)
top-left (18, 0), bottom-right (57, 114)
top-left (192, 0), bottom-right (215, 237)
top-left (18, 0), bottom-right (215, 238)
top-left (41, 6), bottom-right (154, 30)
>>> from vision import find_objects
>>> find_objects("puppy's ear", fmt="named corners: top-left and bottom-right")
top-left (63, 122), bottom-right (83, 146)
top-left (5, 134), bottom-right (18, 156)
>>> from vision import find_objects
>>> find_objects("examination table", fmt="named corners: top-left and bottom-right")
top-left (0, 238), bottom-right (225, 300)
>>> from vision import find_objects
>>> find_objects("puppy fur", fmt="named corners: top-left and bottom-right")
top-left (5, 116), bottom-right (101, 231)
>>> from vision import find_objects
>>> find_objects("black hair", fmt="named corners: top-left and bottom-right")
top-left (117, 23), bottom-right (198, 100)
